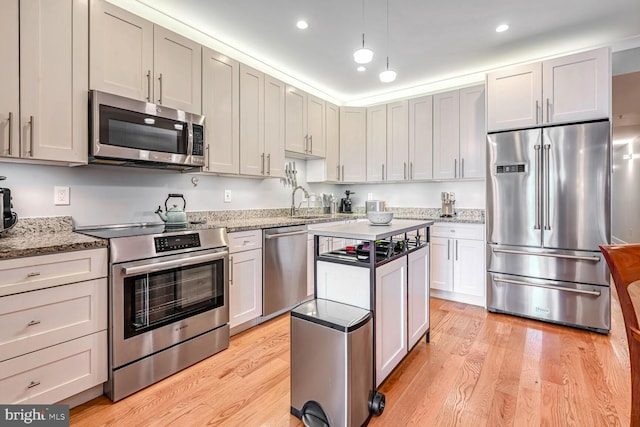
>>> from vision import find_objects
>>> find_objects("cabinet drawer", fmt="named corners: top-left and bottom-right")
top-left (431, 223), bottom-right (484, 240)
top-left (228, 230), bottom-right (262, 253)
top-left (0, 248), bottom-right (108, 296)
top-left (0, 330), bottom-right (107, 404)
top-left (0, 278), bottom-right (107, 362)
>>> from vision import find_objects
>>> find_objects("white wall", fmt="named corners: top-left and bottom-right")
top-left (0, 160), bottom-right (485, 227)
top-left (612, 139), bottom-right (640, 243)
top-left (335, 180), bottom-right (486, 210)
top-left (0, 159), bottom-right (334, 227)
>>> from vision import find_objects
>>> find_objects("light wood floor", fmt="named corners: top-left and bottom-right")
top-left (70, 293), bottom-right (631, 426)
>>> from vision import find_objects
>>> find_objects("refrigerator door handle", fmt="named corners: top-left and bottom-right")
top-left (543, 143), bottom-right (551, 230)
top-left (534, 144), bottom-right (541, 230)
top-left (492, 248), bottom-right (601, 262)
top-left (494, 278), bottom-right (601, 297)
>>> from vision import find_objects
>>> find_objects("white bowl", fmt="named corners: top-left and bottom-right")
top-left (367, 211), bottom-right (393, 225)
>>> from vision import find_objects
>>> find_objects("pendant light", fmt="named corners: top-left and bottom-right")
top-left (353, 0), bottom-right (373, 64)
top-left (379, 0), bottom-right (396, 83)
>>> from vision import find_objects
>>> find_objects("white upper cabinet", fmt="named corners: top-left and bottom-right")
top-left (153, 27), bottom-right (202, 114)
top-left (433, 85), bottom-right (485, 180)
top-left (285, 86), bottom-right (326, 158)
top-left (433, 90), bottom-right (460, 180)
top-left (90, 0), bottom-right (202, 114)
top-left (366, 104), bottom-right (387, 181)
top-left (408, 95), bottom-right (433, 180)
top-left (0, 1), bottom-right (19, 159)
top-left (1, 0), bottom-right (88, 164)
top-left (487, 47), bottom-right (610, 131)
top-left (239, 64), bottom-right (265, 177)
top-left (386, 100), bottom-right (409, 181)
top-left (264, 75), bottom-right (286, 178)
top-left (324, 102), bottom-right (340, 182)
top-left (202, 47), bottom-right (239, 174)
top-left (339, 107), bottom-right (367, 182)
top-left (459, 85), bottom-right (486, 179)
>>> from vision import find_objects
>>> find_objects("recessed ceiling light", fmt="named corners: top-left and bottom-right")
top-left (357, 66), bottom-right (366, 72)
top-left (296, 20), bottom-right (309, 30)
top-left (496, 24), bottom-right (509, 33)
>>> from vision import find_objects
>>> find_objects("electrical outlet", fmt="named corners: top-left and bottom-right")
top-left (54, 186), bottom-right (70, 205)
top-left (224, 189), bottom-right (232, 203)
top-left (367, 192), bottom-right (373, 200)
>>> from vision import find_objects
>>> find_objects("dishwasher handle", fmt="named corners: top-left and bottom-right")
top-left (265, 230), bottom-right (308, 239)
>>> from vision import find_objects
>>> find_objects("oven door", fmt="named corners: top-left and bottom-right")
top-left (111, 248), bottom-right (228, 368)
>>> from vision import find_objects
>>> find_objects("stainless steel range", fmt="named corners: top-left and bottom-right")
top-left (78, 224), bottom-right (229, 401)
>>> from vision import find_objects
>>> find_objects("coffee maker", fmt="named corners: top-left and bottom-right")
top-left (440, 192), bottom-right (456, 217)
top-left (339, 190), bottom-right (354, 213)
top-left (0, 178), bottom-right (18, 232)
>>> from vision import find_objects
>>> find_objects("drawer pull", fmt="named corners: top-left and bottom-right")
top-left (27, 272), bottom-right (41, 277)
top-left (27, 381), bottom-right (40, 389)
top-left (27, 320), bottom-right (41, 327)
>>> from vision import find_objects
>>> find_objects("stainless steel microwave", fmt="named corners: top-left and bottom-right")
top-left (89, 90), bottom-right (205, 170)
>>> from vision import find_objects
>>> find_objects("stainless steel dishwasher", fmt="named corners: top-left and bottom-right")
top-left (263, 225), bottom-right (308, 318)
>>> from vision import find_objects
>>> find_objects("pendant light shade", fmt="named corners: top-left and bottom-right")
top-left (379, 0), bottom-right (396, 83)
top-left (379, 57), bottom-right (396, 82)
top-left (353, 34), bottom-right (373, 64)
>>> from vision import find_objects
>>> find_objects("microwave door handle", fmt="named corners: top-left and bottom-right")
top-left (121, 251), bottom-right (228, 276)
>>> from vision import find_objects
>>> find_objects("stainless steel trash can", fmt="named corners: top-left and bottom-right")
top-left (290, 298), bottom-right (384, 427)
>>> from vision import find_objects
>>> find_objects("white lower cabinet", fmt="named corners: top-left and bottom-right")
top-left (0, 248), bottom-right (108, 405)
top-left (430, 223), bottom-right (485, 306)
top-left (408, 245), bottom-right (430, 350)
top-left (228, 230), bottom-right (263, 332)
top-left (375, 256), bottom-right (407, 387)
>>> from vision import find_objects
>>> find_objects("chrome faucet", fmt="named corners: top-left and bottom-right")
top-left (291, 185), bottom-right (310, 216)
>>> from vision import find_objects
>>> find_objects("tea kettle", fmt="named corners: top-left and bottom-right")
top-left (155, 193), bottom-right (187, 226)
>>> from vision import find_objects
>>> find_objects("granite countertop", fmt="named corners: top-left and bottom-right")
top-left (0, 217), bottom-right (107, 261)
top-left (0, 208), bottom-right (484, 260)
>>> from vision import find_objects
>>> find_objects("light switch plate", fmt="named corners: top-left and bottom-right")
top-left (54, 186), bottom-right (70, 205)
top-left (224, 189), bottom-right (232, 203)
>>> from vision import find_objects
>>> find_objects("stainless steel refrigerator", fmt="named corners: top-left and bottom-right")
top-left (486, 120), bottom-right (611, 333)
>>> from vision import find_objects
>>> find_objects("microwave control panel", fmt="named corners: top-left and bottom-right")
top-left (192, 124), bottom-right (204, 156)
top-left (155, 233), bottom-right (201, 252)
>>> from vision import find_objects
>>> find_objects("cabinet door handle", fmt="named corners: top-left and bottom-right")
top-left (7, 112), bottom-right (13, 156)
top-left (381, 164), bottom-right (385, 181)
top-left (28, 115), bottom-right (34, 157)
top-left (410, 161), bottom-right (413, 180)
top-left (304, 135), bottom-right (308, 153)
top-left (535, 100), bottom-right (539, 124)
top-left (404, 162), bottom-right (407, 180)
top-left (146, 70), bottom-right (151, 102)
top-left (158, 73), bottom-right (163, 104)
top-left (27, 320), bottom-right (41, 327)
top-left (454, 158), bottom-right (457, 178)
top-left (205, 144), bottom-right (210, 171)
top-left (341, 165), bottom-right (344, 182)
top-left (336, 165), bottom-right (340, 181)
top-left (28, 381), bottom-right (41, 389)
top-left (260, 153), bottom-right (265, 175)
top-left (309, 135), bottom-right (313, 154)
top-left (27, 271), bottom-right (40, 278)
top-left (455, 240), bottom-right (459, 261)
top-left (546, 98), bottom-right (550, 122)
top-left (267, 153), bottom-right (271, 175)
top-left (461, 158), bottom-right (465, 178)
top-left (447, 239), bottom-right (450, 260)
top-left (229, 256), bottom-right (233, 284)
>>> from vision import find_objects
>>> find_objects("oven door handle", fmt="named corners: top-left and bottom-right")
top-left (121, 251), bottom-right (228, 276)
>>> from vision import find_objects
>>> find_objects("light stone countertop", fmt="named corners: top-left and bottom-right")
top-left (0, 208), bottom-right (484, 260)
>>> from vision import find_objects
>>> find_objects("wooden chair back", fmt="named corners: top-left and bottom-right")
top-left (600, 244), bottom-right (640, 426)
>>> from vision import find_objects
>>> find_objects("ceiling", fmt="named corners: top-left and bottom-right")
top-left (126, 0), bottom-right (640, 105)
